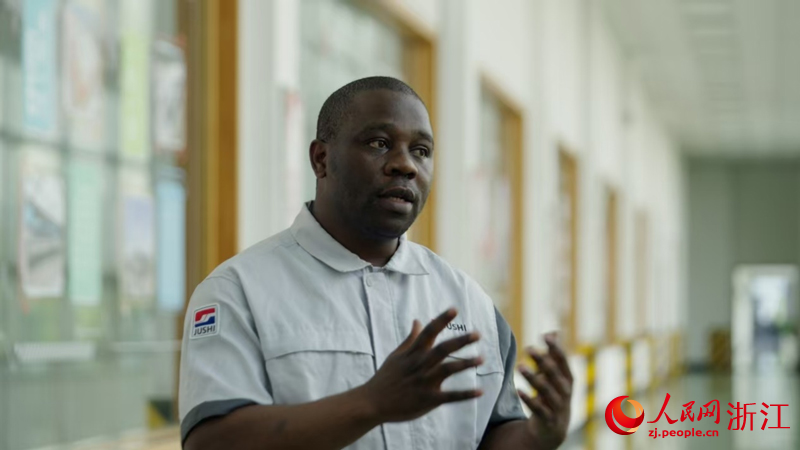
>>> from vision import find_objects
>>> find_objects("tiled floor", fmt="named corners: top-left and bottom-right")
top-left (563, 372), bottom-right (799, 450)
top-left (64, 372), bottom-right (799, 450)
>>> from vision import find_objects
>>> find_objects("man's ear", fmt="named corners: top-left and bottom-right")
top-left (309, 139), bottom-right (328, 179)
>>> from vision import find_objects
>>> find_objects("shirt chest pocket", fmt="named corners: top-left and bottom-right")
top-left (436, 339), bottom-right (505, 423)
top-left (262, 332), bottom-right (376, 405)
top-left (437, 330), bottom-right (505, 383)
top-left (416, 333), bottom-right (505, 449)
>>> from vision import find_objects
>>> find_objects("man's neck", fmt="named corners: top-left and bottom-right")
top-left (309, 200), bottom-right (399, 267)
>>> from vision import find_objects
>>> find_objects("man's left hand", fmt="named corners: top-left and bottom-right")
top-left (516, 332), bottom-right (573, 449)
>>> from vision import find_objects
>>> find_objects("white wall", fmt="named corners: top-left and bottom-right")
top-left (687, 161), bottom-right (800, 364)
top-left (237, 0), bottom-right (687, 354)
top-left (434, 0), bottom-right (480, 277)
top-left (476, 0), bottom-right (534, 103)
top-left (239, 0), bottom-right (285, 249)
top-left (531, 0), bottom-right (686, 347)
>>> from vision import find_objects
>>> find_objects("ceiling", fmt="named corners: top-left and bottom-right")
top-left (602, 0), bottom-right (800, 156)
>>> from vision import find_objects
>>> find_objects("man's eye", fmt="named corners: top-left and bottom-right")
top-left (368, 139), bottom-right (388, 149)
top-left (411, 147), bottom-right (430, 158)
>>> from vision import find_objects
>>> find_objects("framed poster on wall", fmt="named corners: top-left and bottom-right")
top-left (67, 157), bottom-right (104, 307)
top-left (18, 146), bottom-right (65, 300)
top-left (23, 0), bottom-right (60, 139)
top-left (119, 0), bottom-right (153, 161)
top-left (61, 0), bottom-right (106, 151)
top-left (151, 38), bottom-right (187, 159)
top-left (469, 80), bottom-right (524, 348)
top-left (156, 178), bottom-right (185, 312)
top-left (118, 169), bottom-right (155, 306)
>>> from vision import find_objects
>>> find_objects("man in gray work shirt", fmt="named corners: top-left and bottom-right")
top-left (179, 77), bottom-right (573, 449)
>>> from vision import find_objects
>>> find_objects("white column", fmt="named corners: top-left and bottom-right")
top-left (435, 0), bottom-right (479, 272)
top-left (576, 0), bottom-right (602, 345)
top-left (238, 0), bottom-right (276, 250)
top-left (238, 0), bottom-right (301, 250)
top-left (525, 0), bottom-right (558, 347)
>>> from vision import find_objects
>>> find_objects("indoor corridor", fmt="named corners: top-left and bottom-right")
top-left (3, 0), bottom-right (800, 448)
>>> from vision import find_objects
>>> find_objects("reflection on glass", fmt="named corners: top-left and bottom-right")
top-left (0, 0), bottom-right (186, 447)
top-left (299, 0), bottom-right (406, 210)
top-left (472, 90), bottom-right (512, 313)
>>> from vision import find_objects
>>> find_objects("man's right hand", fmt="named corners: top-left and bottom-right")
top-left (357, 308), bottom-right (484, 423)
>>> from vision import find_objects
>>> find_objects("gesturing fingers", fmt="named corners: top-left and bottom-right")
top-left (519, 365), bottom-right (565, 411)
top-left (436, 388), bottom-right (484, 405)
top-left (410, 308), bottom-right (458, 352)
top-left (527, 348), bottom-right (571, 397)
top-left (423, 331), bottom-right (480, 368)
top-left (518, 389), bottom-right (554, 424)
top-left (544, 333), bottom-right (573, 383)
top-left (427, 356), bottom-right (483, 382)
top-left (396, 320), bottom-right (422, 352)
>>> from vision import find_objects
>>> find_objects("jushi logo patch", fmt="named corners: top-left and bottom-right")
top-left (605, 395), bottom-right (645, 435)
top-left (191, 304), bottom-right (219, 339)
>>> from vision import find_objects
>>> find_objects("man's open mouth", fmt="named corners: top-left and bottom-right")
top-left (377, 186), bottom-right (416, 214)
top-left (379, 186), bottom-right (416, 203)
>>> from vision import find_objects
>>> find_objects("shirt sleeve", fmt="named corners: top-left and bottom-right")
top-left (178, 275), bottom-right (274, 445)
top-left (488, 306), bottom-right (527, 426)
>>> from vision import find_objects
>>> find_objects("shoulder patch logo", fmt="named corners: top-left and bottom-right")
top-left (191, 304), bottom-right (220, 339)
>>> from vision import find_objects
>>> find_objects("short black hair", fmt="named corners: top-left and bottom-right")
top-left (316, 76), bottom-right (424, 142)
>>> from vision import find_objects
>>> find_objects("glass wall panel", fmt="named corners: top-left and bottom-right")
top-left (0, 1), bottom-right (187, 448)
top-left (472, 90), bottom-right (513, 314)
top-left (299, 0), bottom-right (405, 208)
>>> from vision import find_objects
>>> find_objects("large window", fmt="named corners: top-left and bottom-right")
top-left (470, 83), bottom-right (524, 346)
top-left (299, 0), bottom-right (405, 204)
top-left (298, 0), bottom-right (436, 248)
top-left (0, 0), bottom-right (188, 447)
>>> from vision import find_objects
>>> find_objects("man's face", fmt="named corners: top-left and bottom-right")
top-left (318, 89), bottom-right (434, 239)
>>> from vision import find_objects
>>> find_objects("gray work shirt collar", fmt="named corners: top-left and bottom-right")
top-left (290, 202), bottom-right (429, 276)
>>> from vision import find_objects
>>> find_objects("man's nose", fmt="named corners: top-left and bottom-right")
top-left (385, 148), bottom-right (418, 179)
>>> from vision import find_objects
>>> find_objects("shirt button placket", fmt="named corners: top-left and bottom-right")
top-left (364, 270), bottom-right (412, 450)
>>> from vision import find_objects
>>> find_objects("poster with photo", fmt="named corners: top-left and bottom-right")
top-left (119, 0), bottom-right (153, 160)
top-left (151, 38), bottom-right (187, 158)
top-left (61, 0), bottom-right (106, 151)
top-left (156, 179), bottom-right (185, 312)
top-left (119, 170), bottom-right (155, 304)
top-left (22, 0), bottom-right (59, 138)
top-left (67, 158), bottom-right (103, 306)
top-left (19, 147), bottom-right (66, 299)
